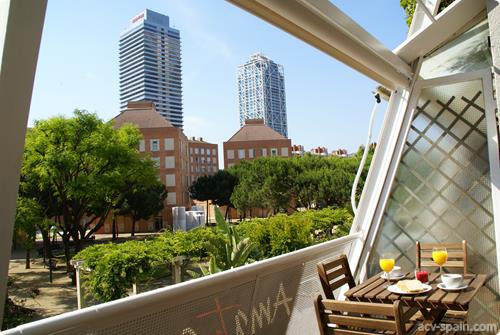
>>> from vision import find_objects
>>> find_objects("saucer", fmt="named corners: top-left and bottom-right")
top-left (381, 273), bottom-right (405, 280)
top-left (437, 282), bottom-right (468, 291)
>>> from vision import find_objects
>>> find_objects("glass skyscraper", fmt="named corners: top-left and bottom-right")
top-left (119, 9), bottom-right (183, 128)
top-left (237, 53), bottom-right (288, 138)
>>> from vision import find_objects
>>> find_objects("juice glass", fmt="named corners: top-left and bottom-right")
top-left (432, 247), bottom-right (448, 276)
top-left (379, 253), bottom-right (395, 287)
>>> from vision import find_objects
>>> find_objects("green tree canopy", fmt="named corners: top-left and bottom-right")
top-left (21, 110), bottom-right (160, 261)
top-left (119, 182), bottom-right (167, 236)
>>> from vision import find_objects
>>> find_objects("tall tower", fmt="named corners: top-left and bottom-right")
top-left (119, 9), bottom-right (183, 128)
top-left (237, 53), bottom-right (288, 138)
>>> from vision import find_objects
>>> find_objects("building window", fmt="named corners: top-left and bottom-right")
top-left (165, 174), bottom-right (176, 187)
top-left (201, 157), bottom-right (205, 163)
top-left (152, 157), bottom-right (160, 168)
top-left (271, 148), bottom-right (278, 156)
top-left (139, 140), bottom-right (145, 152)
top-left (227, 150), bottom-right (234, 159)
top-left (164, 138), bottom-right (174, 150)
top-left (166, 192), bottom-right (177, 205)
top-left (190, 147), bottom-right (193, 154)
top-left (208, 165), bottom-right (212, 172)
top-left (150, 139), bottom-right (160, 151)
top-left (201, 148), bottom-right (205, 155)
top-left (207, 149), bottom-right (211, 156)
top-left (195, 148), bottom-right (199, 154)
top-left (190, 156), bottom-right (193, 163)
top-left (248, 149), bottom-right (254, 158)
top-left (165, 156), bottom-right (175, 169)
top-left (212, 148), bottom-right (217, 155)
top-left (262, 148), bottom-right (267, 157)
top-left (207, 157), bottom-right (211, 163)
top-left (281, 147), bottom-right (289, 156)
top-left (238, 149), bottom-right (245, 159)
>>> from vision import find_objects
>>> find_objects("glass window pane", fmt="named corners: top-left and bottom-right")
top-left (420, 19), bottom-right (491, 79)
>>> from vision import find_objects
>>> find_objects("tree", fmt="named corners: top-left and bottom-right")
top-left (13, 197), bottom-right (43, 269)
top-left (189, 175), bottom-right (214, 224)
top-left (21, 110), bottom-right (159, 269)
top-left (119, 182), bottom-right (167, 236)
top-left (230, 158), bottom-right (296, 215)
top-left (189, 171), bottom-right (238, 221)
top-left (210, 170), bottom-right (238, 219)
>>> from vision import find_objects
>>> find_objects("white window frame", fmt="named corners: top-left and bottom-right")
top-left (150, 139), bottom-right (160, 152)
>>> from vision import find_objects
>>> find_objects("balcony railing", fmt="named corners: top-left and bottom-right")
top-left (4, 233), bottom-right (362, 335)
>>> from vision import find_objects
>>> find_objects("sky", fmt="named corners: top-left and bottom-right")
top-left (29, 1), bottom-right (409, 165)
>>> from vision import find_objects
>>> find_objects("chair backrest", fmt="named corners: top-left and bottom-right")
top-left (317, 254), bottom-right (356, 300)
top-left (416, 240), bottom-right (467, 274)
top-left (314, 295), bottom-right (407, 335)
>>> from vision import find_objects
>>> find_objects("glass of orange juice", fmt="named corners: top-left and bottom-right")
top-left (379, 253), bottom-right (395, 287)
top-left (432, 247), bottom-right (448, 276)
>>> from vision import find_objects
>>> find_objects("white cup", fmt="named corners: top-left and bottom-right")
top-left (390, 266), bottom-right (402, 277)
top-left (441, 274), bottom-right (464, 288)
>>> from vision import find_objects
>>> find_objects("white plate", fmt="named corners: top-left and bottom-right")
top-left (380, 273), bottom-right (405, 280)
top-left (437, 283), bottom-right (468, 291)
top-left (387, 283), bottom-right (432, 295)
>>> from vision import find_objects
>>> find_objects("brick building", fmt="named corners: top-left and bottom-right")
top-left (223, 119), bottom-right (292, 168)
top-left (110, 101), bottom-right (190, 232)
top-left (188, 137), bottom-right (219, 184)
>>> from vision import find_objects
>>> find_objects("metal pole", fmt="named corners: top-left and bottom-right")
top-left (71, 259), bottom-right (84, 309)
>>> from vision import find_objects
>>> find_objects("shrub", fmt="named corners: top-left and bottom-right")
top-left (266, 214), bottom-right (313, 256)
top-left (237, 208), bottom-right (353, 259)
top-left (75, 240), bottom-right (170, 302)
top-left (292, 208), bottom-right (353, 241)
top-left (74, 208), bottom-right (352, 302)
top-left (158, 227), bottom-right (225, 260)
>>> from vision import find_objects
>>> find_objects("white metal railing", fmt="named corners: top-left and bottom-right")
top-left (4, 232), bottom-right (362, 335)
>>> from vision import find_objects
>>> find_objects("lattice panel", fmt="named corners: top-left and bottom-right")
top-left (368, 80), bottom-right (500, 325)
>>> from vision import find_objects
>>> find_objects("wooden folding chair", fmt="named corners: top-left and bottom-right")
top-left (317, 254), bottom-right (356, 300)
top-left (314, 295), bottom-right (416, 335)
top-left (416, 241), bottom-right (468, 275)
top-left (416, 240), bottom-right (468, 322)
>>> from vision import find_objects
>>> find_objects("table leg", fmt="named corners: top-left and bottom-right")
top-left (414, 308), bottom-right (447, 335)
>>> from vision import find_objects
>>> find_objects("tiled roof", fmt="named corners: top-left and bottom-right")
top-left (226, 119), bottom-right (287, 142)
top-left (112, 102), bottom-right (174, 129)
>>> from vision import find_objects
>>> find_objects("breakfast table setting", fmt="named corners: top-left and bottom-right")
top-left (343, 247), bottom-right (488, 334)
